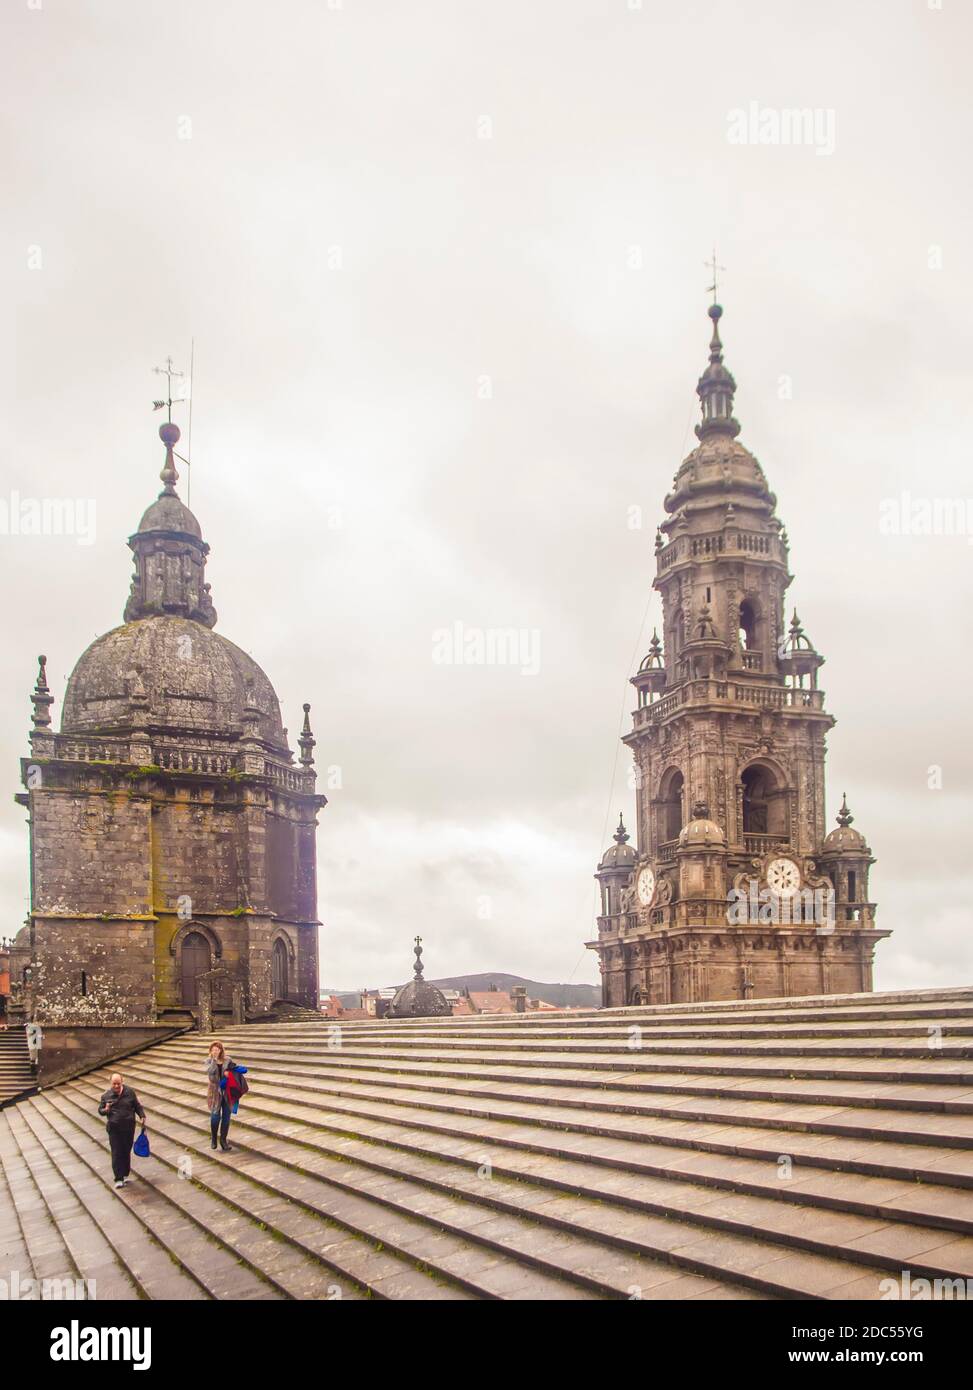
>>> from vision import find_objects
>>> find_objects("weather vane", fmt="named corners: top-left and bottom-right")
top-left (152, 356), bottom-right (186, 422)
top-left (704, 247), bottom-right (726, 305)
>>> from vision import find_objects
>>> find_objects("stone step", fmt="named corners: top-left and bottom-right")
top-left (52, 1081), bottom-right (612, 1301)
top-left (435, 988), bottom-right (973, 1023)
top-left (20, 1092), bottom-right (266, 1300)
top-left (249, 1005), bottom-right (973, 1030)
top-left (117, 1058), bottom-right (973, 1238)
top-left (47, 1059), bottom-right (973, 1246)
top-left (313, 1018), bottom-right (973, 1044)
top-left (141, 1048), bottom-right (973, 1176)
top-left (180, 1033), bottom-right (973, 1086)
top-left (82, 1064), bottom-right (961, 1300)
top-left (157, 1036), bottom-right (973, 1124)
top-left (33, 1090), bottom-right (370, 1302)
top-left (241, 1037), bottom-right (973, 1060)
top-left (0, 1112), bottom-right (39, 1284)
top-left (72, 1071), bottom-right (768, 1300)
top-left (4, 1105), bottom-right (141, 1300)
top-left (160, 1043), bottom-right (973, 1116)
top-left (0, 1105), bottom-right (83, 1292)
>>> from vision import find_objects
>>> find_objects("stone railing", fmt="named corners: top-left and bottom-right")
top-left (743, 833), bottom-right (791, 855)
top-left (264, 761), bottom-right (310, 792)
top-left (657, 530), bottom-right (783, 573)
top-left (632, 679), bottom-right (825, 727)
top-left (742, 651), bottom-right (763, 671)
top-left (156, 747), bottom-right (239, 776)
top-left (656, 839), bottom-right (679, 864)
top-left (54, 738), bottom-right (128, 763)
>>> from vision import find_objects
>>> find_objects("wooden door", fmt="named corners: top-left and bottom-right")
top-left (181, 932), bottom-right (211, 1006)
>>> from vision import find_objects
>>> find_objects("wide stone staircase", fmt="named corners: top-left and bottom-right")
top-left (1, 987), bottom-right (972, 1300)
top-left (0, 1026), bottom-right (34, 1106)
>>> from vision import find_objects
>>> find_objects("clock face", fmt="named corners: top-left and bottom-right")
top-left (767, 856), bottom-right (801, 897)
top-left (636, 866), bottom-right (656, 906)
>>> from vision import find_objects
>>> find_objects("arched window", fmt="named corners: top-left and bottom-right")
top-left (739, 599), bottom-right (757, 650)
top-left (661, 771), bottom-right (684, 842)
top-left (741, 765), bottom-right (788, 837)
top-left (847, 870), bottom-right (857, 903)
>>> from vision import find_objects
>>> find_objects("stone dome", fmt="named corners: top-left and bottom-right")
top-left (599, 839), bottom-right (637, 870)
top-left (821, 796), bottom-right (867, 853)
top-left (135, 492), bottom-right (203, 540)
top-left (61, 614), bottom-right (287, 747)
top-left (823, 824), bottom-right (867, 852)
top-left (678, 801), bottom-right (726, 848)
top-left (664, 434), bottom-right (773, 513)
top-left (599, 814), bottom-right (637, 870)
top-left (387, 978), bottom-right (452, 1019)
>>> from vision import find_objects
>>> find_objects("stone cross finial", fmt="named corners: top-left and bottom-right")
top-left (704, 247), bottom-right (726, 305)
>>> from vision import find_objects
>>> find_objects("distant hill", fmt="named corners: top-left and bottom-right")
top-left (431, 973), bottom-right (600, 1009)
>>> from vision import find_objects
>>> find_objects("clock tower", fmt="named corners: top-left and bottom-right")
top-left (588, 301), bottom-right (890, 1006)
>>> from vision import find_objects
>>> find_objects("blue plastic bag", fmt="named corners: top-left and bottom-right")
top-left (133, 1126), bottom-right (150, 1158)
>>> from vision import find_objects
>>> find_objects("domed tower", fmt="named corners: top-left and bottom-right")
top-left (588, 302), bottom-right (890, 1006)
top-left (15, 420), bottom-right (327, 1059)
top-left (595, 815), bottom-right (638, 919)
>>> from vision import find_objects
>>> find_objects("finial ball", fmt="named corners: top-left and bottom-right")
top-left (159, 422), bottom-right (181, 447)
top-left (708, 303), bottom-right (723, 321)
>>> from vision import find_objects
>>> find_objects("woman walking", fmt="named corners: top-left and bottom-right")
top-left (205, 1040), bottom-right (236, 1152)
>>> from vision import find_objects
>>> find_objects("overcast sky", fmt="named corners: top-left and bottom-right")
top-left (1, 0), bottom-right (971, 993)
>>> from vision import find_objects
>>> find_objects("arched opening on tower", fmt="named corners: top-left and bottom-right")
top-left (739, 599), bottom-right (758, 650)
top-left (660, 770), bottom-right (684, 843)
top-left (180, 930), bottom-right (211, 1007)
top-left (741, 765), bottom-right (788, 838)
top-left (272, 937), bottom-right (290, 1002)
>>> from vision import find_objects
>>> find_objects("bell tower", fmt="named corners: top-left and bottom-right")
top-left (588, 302), bottom-right (890, 1006)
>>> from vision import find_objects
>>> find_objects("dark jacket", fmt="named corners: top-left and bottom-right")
top-left (98, 1085), bottom-right (145, 1129)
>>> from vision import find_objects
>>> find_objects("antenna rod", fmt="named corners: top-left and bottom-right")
top-left (186, 337), bottom-right (195, 506)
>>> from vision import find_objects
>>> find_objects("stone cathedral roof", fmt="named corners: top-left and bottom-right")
top-left (61, 615), bottom-right (288, 746)
top-left (59, 421), bottom-right (288, 749)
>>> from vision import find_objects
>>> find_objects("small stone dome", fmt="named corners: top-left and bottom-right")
top-left (678, 800), bottom-right (726, 848)
top-left (135, 493), bottom-right (203, 540)
top-left (823, 825), bottom-right (867, 852)
top-left (599, 814), bottom-right (637, 869)
top-left (387, 978), bottom-right (452, 1019)
top-left (387, 939), bottom-right (451, 1019)
top-left (822, 795), bottom-right (867, 852)
top-left (61, 614), bottom-right (287, 747)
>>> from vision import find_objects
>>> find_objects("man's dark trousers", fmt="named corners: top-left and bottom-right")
top-left (108, 1123), bottom-right (135, 1181)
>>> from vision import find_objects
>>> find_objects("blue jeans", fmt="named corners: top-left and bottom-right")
top-left (210, 1096), bottom-right (231, 1143)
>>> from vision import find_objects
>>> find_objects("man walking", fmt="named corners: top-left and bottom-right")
top-left (97, 1072), bottom-right (146, 1189)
